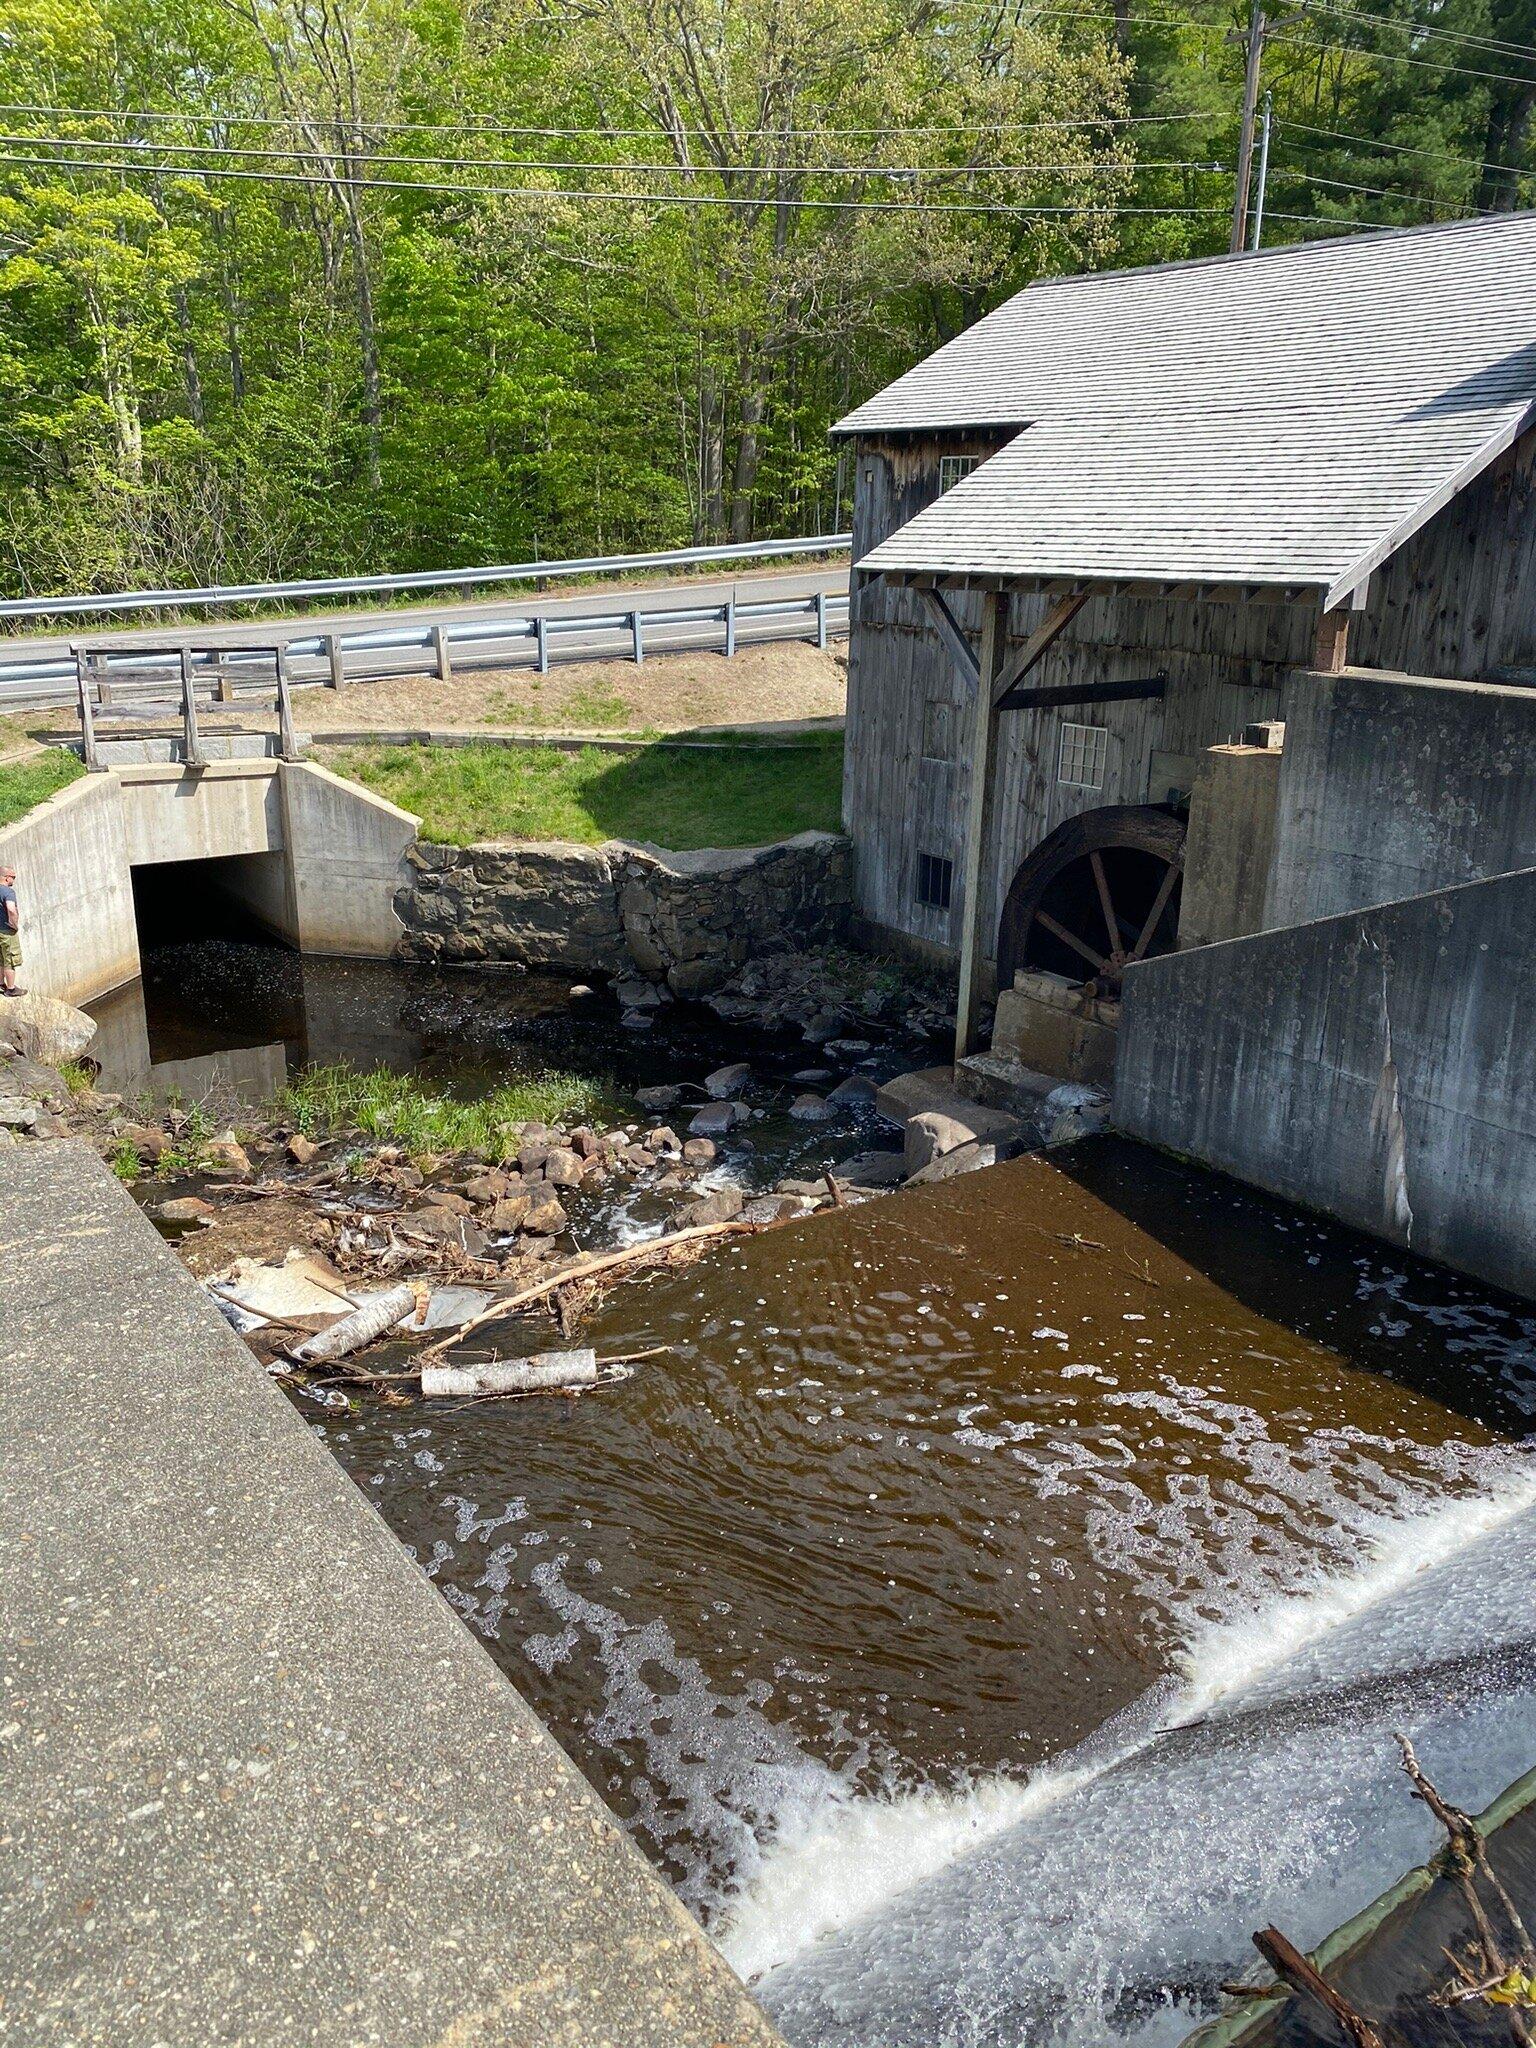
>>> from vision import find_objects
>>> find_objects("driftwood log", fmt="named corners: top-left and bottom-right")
top-left (421, 1350), bottom-right (598, 1399)
top-left (289, 1283), bottom-right (420, 1363)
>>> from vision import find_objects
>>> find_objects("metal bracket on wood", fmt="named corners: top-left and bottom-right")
top-left (997, 672), bottom-right (1168, 713)
top-left (918, 587), bottom-right (981, 695)
top-left (73, 645), bottom-right (102, 772)
top-left (275, 644), bottom-right (300, 761)
top-left (179, 645), bottom-right (204, 769)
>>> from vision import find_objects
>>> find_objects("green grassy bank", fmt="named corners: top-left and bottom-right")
top-left (330, 730), bottom-right (844, 849)
top-left (0, 748), bottom-right (84, 830)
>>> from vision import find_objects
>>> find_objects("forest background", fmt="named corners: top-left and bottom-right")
top-left (0, 0), bottom-right (1531, 597)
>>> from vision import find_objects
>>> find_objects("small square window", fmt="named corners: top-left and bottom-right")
top-left (1058, 722), bottom-right (1109, 791)
top-left (915, 851), bottom-right (954, 910)
top-left (938, 454), bottom-right (980, 494)
top-left (921, 699), bottom-right (956, 762)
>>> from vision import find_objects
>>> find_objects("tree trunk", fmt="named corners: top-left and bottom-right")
top-left (1477, 84), bottom-right (1536, 211)
top-left (174, 285), bottom-right (205, 427)
top-left (730, 380), bottom-right (765, 542)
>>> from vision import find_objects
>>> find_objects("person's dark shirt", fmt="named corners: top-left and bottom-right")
top-left (0, 883), bottom-right (16, 932)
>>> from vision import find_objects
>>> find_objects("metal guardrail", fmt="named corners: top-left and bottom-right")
top-left (13, 585), bottom-right (851, 718)
top-left (0, 533), bottom-right (851, 623)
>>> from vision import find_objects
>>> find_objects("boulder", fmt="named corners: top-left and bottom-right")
top-left (644, 1124), bottom-right (681, 1157)
top-left (838, 1148), bottom-right (906, 1189)
top-left (204, 1138), bottom-right (253, 1179)
top-left (150, 1195), bottom-right (216, 1224)
top-left (0, 1096), bottom-right (38, 1129)
top-left (789, 1092), bottom-right (834, 1123)
top-left (906, 1138), bottom-right (1000, 1185)
top-left (704, 1061), bottom-right (752, 1100)
top-left (521, 1191), bottom-right (569, 1236)
top-left (621, 1145), bottom-right (655, 1171)
top-left (287, 1133), bottom-right (320, 1166)
top-left (688, 1101), bottom-right (746, 1139)
top-left (903, 1111), bottom-right (976, 1176)
top-left (569, 1127), bottom-right (604, 1159)
top-left (4, 1054), bottom-right (67, 1104)
top-left (682, 1136), bottom-right (717, 1167)
top-left (518, 1134), bottom-right (553, 1175)
top-left (801, 1010), bottom-right (845, 1046)
top-left (793, 1067), bottom-right (834, 1085)
top-left (543, 1146), bottom-right (586, 1189)
top-left (827, 1074), bottom-right (877, 1108)
top-left (0, 992), bottom-right (96, 1067)
top-left (615, 977), bottom-right (665, 1011)
top-left (405, 1206), bottom-right (490, 1256)
top-left (635, 1083), bottom-right (682, 1113)
top-left (823, 1038), bottom-right (872, 1059)
top-left (1041, 1082), bottom-right (1111, 1147)
top-left (465, 1169), bottom-right (516, 1204)
top-left (680, 1185), bottom-right (744, 1227)
top-left (488, 1193), bottom-right (532, 1233)
top-left (121, 1122), bottom-right (171, 1163)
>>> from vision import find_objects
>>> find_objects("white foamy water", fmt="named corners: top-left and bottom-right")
top-left (723, 1461), bottom-right (1536, 2044)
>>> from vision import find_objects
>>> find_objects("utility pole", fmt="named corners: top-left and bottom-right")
top-left (1230, 0), bottom-right (1267, 254)
top-left (1250, 89), bottom-right (1273, 249)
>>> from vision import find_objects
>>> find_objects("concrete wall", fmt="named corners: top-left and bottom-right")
top-left (0, 774), bottom-right (140, 1006)
top-left (1178, 744), bottom-right (1282, 949)
top-left (1116, 867), bottom-right (1536, 1298)
top-left (280, 761), bottom-right (416, 958)
top-left (115, 760), bottom-right (287, 868)
top-left (1268, 668), bottom-right (1536, 927)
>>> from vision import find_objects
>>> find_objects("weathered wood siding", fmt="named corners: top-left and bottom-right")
top-left (845, 433), bottom-right (1294, 965)
top-left (845, 422), bottom-right (1536, 969)
top-left (1355, 427), bottom-right (1536, 681)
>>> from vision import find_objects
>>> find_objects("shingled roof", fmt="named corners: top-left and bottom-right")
top-left (843, 211), bottom-right (1536, 609)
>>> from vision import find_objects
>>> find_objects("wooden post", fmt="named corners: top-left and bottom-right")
top-left (630, 609), bottom-right (644, 665)
top-left (954, 589), bottom-right (1008, 1065)
top-left (215, 651), bottom-right (236, 704)
top-left (73, 645), bottom-right (101, 772)
top-left (432, 622), bottom-right (453, 682)
top-left (275, 645), bottom-right (299, 761)
top-left (91, 647), bottom-right (114, 708)
top-left (1313, 606), bottom-right (1351, 673)
top-left (179, 645), bottom-right (204, 767)
top-left (325, 633), bottom-right (347, 691)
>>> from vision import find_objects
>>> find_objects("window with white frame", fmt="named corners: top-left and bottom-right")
top-left (1057, 721), bottom-right (1109, 791)
top-left (938, 454), bottom-right (980, 494)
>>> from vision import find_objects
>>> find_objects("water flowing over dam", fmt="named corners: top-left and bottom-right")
top-left (298, 1105), bottom-right (1536, 2043)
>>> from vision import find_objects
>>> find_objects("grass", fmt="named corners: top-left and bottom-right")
top-left (485, 680), bottom-right (637, 730)
top-left (0, 747), bottom-right (84, 828)
top-left (330, 729), bottom-right (844, 849)
top-left (278, 1061), bottom-right (606, 1163)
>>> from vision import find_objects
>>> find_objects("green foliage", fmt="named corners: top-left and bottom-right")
top-left (332, 732), bottom-right (844, 848)
top-left (278, 1061), bottom-right (605, 1163)
top-left (0, 748), bottom-right (85, 827)
top-left (0, 0), bottom-right (1529, 600)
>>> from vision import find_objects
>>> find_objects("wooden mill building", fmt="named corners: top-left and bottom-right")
top-left (833, 209), bottom-right (1536, 1064)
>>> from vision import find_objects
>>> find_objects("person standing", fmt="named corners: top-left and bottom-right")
top-left (0, 864), bottom-right (24, 997)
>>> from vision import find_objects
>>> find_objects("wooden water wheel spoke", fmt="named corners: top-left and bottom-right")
top-left (1128, 847), bottom-right (1185, 963)
top-left (1088, 850), bottom-right (1125, 964)
top-left (1034, 909), bottom-right (1111, 975)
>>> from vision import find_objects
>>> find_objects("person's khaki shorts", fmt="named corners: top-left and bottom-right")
top-left (0, 931), bottom-right (21, 970)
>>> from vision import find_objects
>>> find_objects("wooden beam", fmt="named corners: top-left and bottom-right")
top-left (919, 586), bottom-right (981, 694)
top-left (179, 645), bottom-right (203, 769)
top-left (990, 591), bottom-right (1089, 707)
top-left (997, 673), bottom-right (1168, 714)
top-left (954, 589), bottom-right (1008, 1065)
top-left (1312, 605), bottom-right (1351, 673)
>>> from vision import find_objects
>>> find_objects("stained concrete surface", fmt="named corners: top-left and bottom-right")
top-left (0, 1141), bottom-right (780, 2047)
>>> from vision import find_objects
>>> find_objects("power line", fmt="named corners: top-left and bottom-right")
top-left (1270, 31), bottom-right (1536, 86)
top-left (0, 149), bottom-right (1238, 215)
top-left (1269, 163), bottom-right (1475, 209)
top-left (1283, 117), bottom-right (1532, 179)
top-left (0, 99), bottom-right (1223, 141)
top-left (0, 129), bottom-right (1223, 181)
top-left (1301, 0), bottom-right (1536, 63)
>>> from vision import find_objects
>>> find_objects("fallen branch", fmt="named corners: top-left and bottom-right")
top-left (288, 1282), bottom-right (422, 1363)
top-left (414, 1218), bottom-right (762, 1368)
top-left (1251, 1926), bottom-right (1387, 2048)
top-left (422, 1348), bottom-right (599, 1398)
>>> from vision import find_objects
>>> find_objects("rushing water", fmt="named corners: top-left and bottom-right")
top-left (308, 1141), bottom-right (1536, 2041)
top-left (104, 938), bottom-right (1536, 2042)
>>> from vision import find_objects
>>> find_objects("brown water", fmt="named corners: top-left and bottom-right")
top-left (310, 1138), bottom-right (1536, 1926)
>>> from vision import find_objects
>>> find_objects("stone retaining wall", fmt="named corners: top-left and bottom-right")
top-left (396, 829), bottom-right (851, 993)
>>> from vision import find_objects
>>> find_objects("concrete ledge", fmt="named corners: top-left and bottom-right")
top-left (0, 1143), bottom-right (780, 2048)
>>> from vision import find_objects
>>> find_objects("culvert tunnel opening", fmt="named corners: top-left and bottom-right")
top-left (129, 853), bottom-right (307, 1058)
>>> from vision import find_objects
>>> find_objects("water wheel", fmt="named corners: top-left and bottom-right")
top-left (996, 805), bottom-right (1186, 999)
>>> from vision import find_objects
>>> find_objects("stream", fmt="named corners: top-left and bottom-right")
top-left (94, 938), bottom-right (1536, 2047)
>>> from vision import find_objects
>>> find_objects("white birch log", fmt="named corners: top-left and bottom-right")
top-left (420, 1350), bottom-right (599, 1399)
top-left (290, 1284), bottom-right (419, 1363)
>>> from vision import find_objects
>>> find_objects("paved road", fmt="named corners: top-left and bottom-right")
top-left (0, 564), bottom-right (851, 709)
